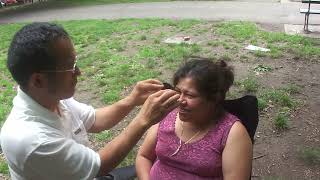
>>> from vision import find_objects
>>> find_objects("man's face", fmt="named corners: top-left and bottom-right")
top-left (45, 37), bottom-right (80, 100)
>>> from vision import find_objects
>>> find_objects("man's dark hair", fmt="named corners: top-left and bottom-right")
top-left (7, 22), bottom-right (69, 88)
top-left (173, 57), bottom-right (234, 120)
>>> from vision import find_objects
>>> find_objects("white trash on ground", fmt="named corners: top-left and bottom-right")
top-left (164, 36), bottom-right (193, 44)
top-left (245, 45), bottom-right (270, 52)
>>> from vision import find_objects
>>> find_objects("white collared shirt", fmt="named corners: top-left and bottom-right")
top-left (0, 88), bottom-right (101, 180)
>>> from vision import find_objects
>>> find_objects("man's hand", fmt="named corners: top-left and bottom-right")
top-left (127, 79), bottom-right (164, 106)
top-left (91, 79), bottom-right (167, 133)
top-left (135, 89), bottom-right (180, 128)
top-left (97, 89), bottom-right (179, 176)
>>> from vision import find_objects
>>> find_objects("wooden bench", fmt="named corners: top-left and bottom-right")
top-left (300, 0), bottom-right (320, 31)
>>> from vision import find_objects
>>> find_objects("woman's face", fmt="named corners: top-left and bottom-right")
top-left (175, 77), bottom-right (214, 124)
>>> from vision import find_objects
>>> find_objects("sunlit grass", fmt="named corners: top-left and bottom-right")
top-left (95, 130), bottom-right (113, 142)
top-left (0, 157), bottom-right (9, 175)
top-left (215, 21), bottom-right (320, 61)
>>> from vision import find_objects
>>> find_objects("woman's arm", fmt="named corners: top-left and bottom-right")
top-left (222, 121), bottom-right (253, 180)
top-left (136, 124), bottom-right (159, 180)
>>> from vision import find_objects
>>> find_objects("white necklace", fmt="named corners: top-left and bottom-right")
top-left (170, 120), bottom-right (201, 157)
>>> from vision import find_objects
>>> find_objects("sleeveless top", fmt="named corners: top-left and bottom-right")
top-left (150, 109), bottom-right (239, 180)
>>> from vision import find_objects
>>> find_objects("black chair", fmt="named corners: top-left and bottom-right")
top-left (98, 95), bottom-right (259, 180)
top-left (97, 165), bottom-right (136, 180)
top-left (223, 95), bottom-right (259, 143)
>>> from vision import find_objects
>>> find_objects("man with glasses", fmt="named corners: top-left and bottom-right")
top-left (0, 22), bottom-right (180, 180)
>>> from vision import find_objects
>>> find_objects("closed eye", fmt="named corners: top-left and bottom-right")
top-left (186, 93), bottom-right (196, 98)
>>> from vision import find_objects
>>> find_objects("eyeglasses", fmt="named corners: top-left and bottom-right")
top-left (40, 59), bottom-right (78, 74)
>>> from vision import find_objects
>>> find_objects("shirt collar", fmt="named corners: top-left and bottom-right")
top-left (13, 87), bottom-right (62, 126)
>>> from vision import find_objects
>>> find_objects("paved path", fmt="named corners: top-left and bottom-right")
top-left (0, 1), bottom-right (319, 25)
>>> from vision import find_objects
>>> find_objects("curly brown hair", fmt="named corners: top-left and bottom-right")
top-left (173, 57), bottom-right (234, 120)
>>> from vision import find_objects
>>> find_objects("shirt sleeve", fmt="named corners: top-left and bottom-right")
top-left (64, 98), bottom-right (96, 131)
top-left (24, 137), bottom-right (101, 180)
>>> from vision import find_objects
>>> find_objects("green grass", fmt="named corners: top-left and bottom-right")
top-left (257, 98), bottom-right (268, 111)
top-left (0, 158), bottom-right (9, 175)
top-left (207, 40), bottom-right (220, 47)
top-left (241, 76), bottom-right (259, 92)
top-left (0, 83), bottom-right (15, 126)
top-left (119, 150), bottom-right (137, 167)
top-left (253, 51), bottom-right (268, 57)
top-left (254, 64), bottom-right (273, 73)
top-left (222, 42), bottom-right (231, 49)
top-left (257, 84), bottom-right (300, 129)
top-left (274, 107), bottom-right (290, 129)
top-left (0, 23), bottom-right (24, 126)
top-left (218, 54), bottom-right (232, 61)
top-left (259, 88), bottom-right (297, 109)
top-left (215, 21), bottom-right (320, 61)
top-left (61, 19), bottom-right (200, 104)
top-left (139, 35), bottom-right (147, 41)
top-left (300, 147), bottom-right (320, 165)
top-left (95, 130), bottom-right (113, 142)
top-left (216, 21), bottom-right (258, 40)
top-left (282, 83), bottom-right (301, 94)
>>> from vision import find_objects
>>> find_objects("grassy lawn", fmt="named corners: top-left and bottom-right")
top-left (0, 19), bottom-right (320, 177)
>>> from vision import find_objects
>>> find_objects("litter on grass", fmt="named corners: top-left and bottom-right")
top-left (164, 36), bottom-right (194, 44)
top-left (245, 45), bottom-right (270, 52)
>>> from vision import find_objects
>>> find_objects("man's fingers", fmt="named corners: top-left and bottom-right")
top-left (162, 94), bottom-right (180, 109)
top-left (139, 82), bottom-right (163, 92)
top-left (148, 90), bottom-right (166, 98)
top-left (148, 89), bottom-right (177, 98)
top-left (147, 84), bottom-right (164, 92)
top-left (138, 79), bottom-right (165, 92)
top-left (157, 89), bottom-right (179, 103)
top-left (165, 100), bottom-right (180, 113)
top-left (142, 79), bottom-right (162, 85)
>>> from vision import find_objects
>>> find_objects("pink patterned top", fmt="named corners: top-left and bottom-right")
top-left (150, 109), bottom-right (239, 180)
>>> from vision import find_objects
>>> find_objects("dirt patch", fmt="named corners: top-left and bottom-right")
top-left (258, 23), bottom-right (284, 33)
top-left (245, 59), bottom-right (320, 179)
